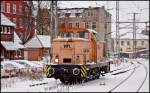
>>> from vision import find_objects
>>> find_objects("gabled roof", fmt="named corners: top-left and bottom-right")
top-left (24, 35), bottom-right (51, 48)
top-left (14, 32), bottom-right (25, 49)
top-left (1, 41), bottom-right (18, 50)
top-left (1, 13), bottom-right (16, 27)
top-left (112, 32), bottom-right (149, 40)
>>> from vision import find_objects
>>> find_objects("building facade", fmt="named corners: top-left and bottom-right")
top-left (1, 0), bottom-right (35, 44)
top-left (58, 6), bottom-right (111, 42)
top-left (1, 13), bottom-right (24, 61)
top-left (58, 6), bottom-right (112, 57)
top-left (24, 35), bottom-right (51, 61)
top-left (113, 33), bottom-right (149, 58)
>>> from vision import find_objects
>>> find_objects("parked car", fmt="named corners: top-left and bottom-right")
top-left (1, 61), bottom-right (25, 78)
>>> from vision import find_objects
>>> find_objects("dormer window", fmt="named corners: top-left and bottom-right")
top-left (65, 13), bottom-right (70, 17)
top-left (75, 13), bottom-right (80, 17)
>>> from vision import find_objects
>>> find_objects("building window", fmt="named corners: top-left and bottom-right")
top-left (75, 13), bottom-right (80, 17)
top-left (1, 2), bottom-right (3, 12)
top-left (85, 22), bottom-right (89, 28)
top-left (65, 13), bottom-right (70, 17)
top-left (88, 11), bottom-right (90, 16)
top-left (4, 27), bottom-right (7, 33)
top-left (7, 27), bottom-right (10, 34)
top-left (92, 22), bottom-right (96, 29)
top-left (19, 6), bottom-right (22, 14)
top-left (6, 3), bottom-right (10, 13)
top-left (13, 4), bottom-right (16, 14)
top-left (19, 18), bottom-right (23, 28)
top-left (1, 50), bottom-right (4, 58)
top-left (141, 41), bottom-right (144, 45)
top-left (127, 41), bottom-right (130, 45)
top-left (121, 41), bottom-right (124, 45)
top-left (17, 50), bottom-right (22, 57)
top-left (76, 23), bottom-right (79, 28)
top-left (68, 23), bottom-right (72, 28)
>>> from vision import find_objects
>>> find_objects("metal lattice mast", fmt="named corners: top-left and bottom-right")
top-left (49, 1), bottom-right (58, 63)
top-left (128, 13), bottom-right (140, 59)
top-left (116, 1), bottom-right (120, 59)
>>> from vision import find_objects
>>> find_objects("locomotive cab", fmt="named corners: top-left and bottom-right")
top-left (51, 28), bottom-right (91, 65)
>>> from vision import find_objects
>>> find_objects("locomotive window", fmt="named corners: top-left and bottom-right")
top-left (78, 32), bottom-right (89, 39)
top-left (63, 58), bottom-right (71, 63)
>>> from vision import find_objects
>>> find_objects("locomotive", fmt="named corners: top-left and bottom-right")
top-left (46, 28), bottom-right (110, 84)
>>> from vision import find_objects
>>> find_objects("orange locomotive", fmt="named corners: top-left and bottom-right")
top-left (46, 28), bottom-right (110, 84)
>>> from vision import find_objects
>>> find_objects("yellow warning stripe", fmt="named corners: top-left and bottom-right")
top-left (81, 69), bottom-right (86, 77)
top-left (81, 66), bottom-right (87, 78)
top-left (46, 65), bottom-right (51, 77)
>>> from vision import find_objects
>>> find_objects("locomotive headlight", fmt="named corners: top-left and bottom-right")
top-left (73, 68), bottom-right (80, 75)
top-left (55, 59), bottom-right (58, 62)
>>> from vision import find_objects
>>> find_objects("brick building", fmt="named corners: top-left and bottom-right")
top-left (1, 0), bottom-right (35, 44)
top-left (24, 35), bottom-right (51, 61)
top-left (1, 13), bottom-right (24, 61)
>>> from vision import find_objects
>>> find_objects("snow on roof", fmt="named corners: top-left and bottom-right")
top-left (1, 13), bottom-right (16, 27)
top-left (113, 33), bottom-right (149, 40)
top-left (87, 29), bottom-right (97, 34)
top-left (25, 35), bottom-right (51, 48)
top-left (37, 35), bottom-right (51, 48)
top-left (14, 32), bottom-right (25, 49)
top-left (1, 41), bottom-right (18, 50)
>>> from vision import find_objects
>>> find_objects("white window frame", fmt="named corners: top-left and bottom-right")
top-left (18, 50), bottom-right (22, 57)
top-left (7, 27), bottom-right (10, 34)
top-left (19, 5), bottom-right (22, 15)
top-left (1, 50), bottom-right (4, 58)
top-left (4, 27), bottom-right (7, 33)
top-left (6, 3), bottom-right (10, 13)
top-left (13, 4), bottom-right (16, 14)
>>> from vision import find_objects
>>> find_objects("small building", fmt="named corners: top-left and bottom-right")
top-left (1, 13), bottom-right (24, 61)
top-left (113, 32), bottom-right (149, 58)
top-left (24, 35), bottom-right (51, 61)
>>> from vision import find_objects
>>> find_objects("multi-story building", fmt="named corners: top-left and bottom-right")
top-left (1, 0), bottom-right (35, 44)
top-left (36, 6), bottom-right (112, 56)
top-left (1, 13), bottom-right (24, 61)
top-left (113, 32), bottom-right (149, 58)
top-left (58, 6), bottom-right (112, 42)
top-left (58, 6), bottom-right (112, 57)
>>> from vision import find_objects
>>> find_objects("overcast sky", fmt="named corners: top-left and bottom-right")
top-left (58, 1), bottom-right (149, 37)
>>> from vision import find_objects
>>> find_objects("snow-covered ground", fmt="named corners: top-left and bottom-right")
top-left (1, 58), bottom-right (149, 92)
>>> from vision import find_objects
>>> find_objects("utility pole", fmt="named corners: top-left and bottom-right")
top-left (49, 1), bottom-right (58, 63)
top-left (128, 13), bottom-right (140, 59)
top-left (116, 1), bottom-right (120, 59)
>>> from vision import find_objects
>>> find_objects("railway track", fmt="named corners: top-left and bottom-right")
top-left (108, 61), bottom-right (148, 92)
top-left (108, 66), bottom-right (137, 92)
top-left (28, 61), bottom-right (148, 92)
top-left (136, 62), bottom-right (148, 92)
